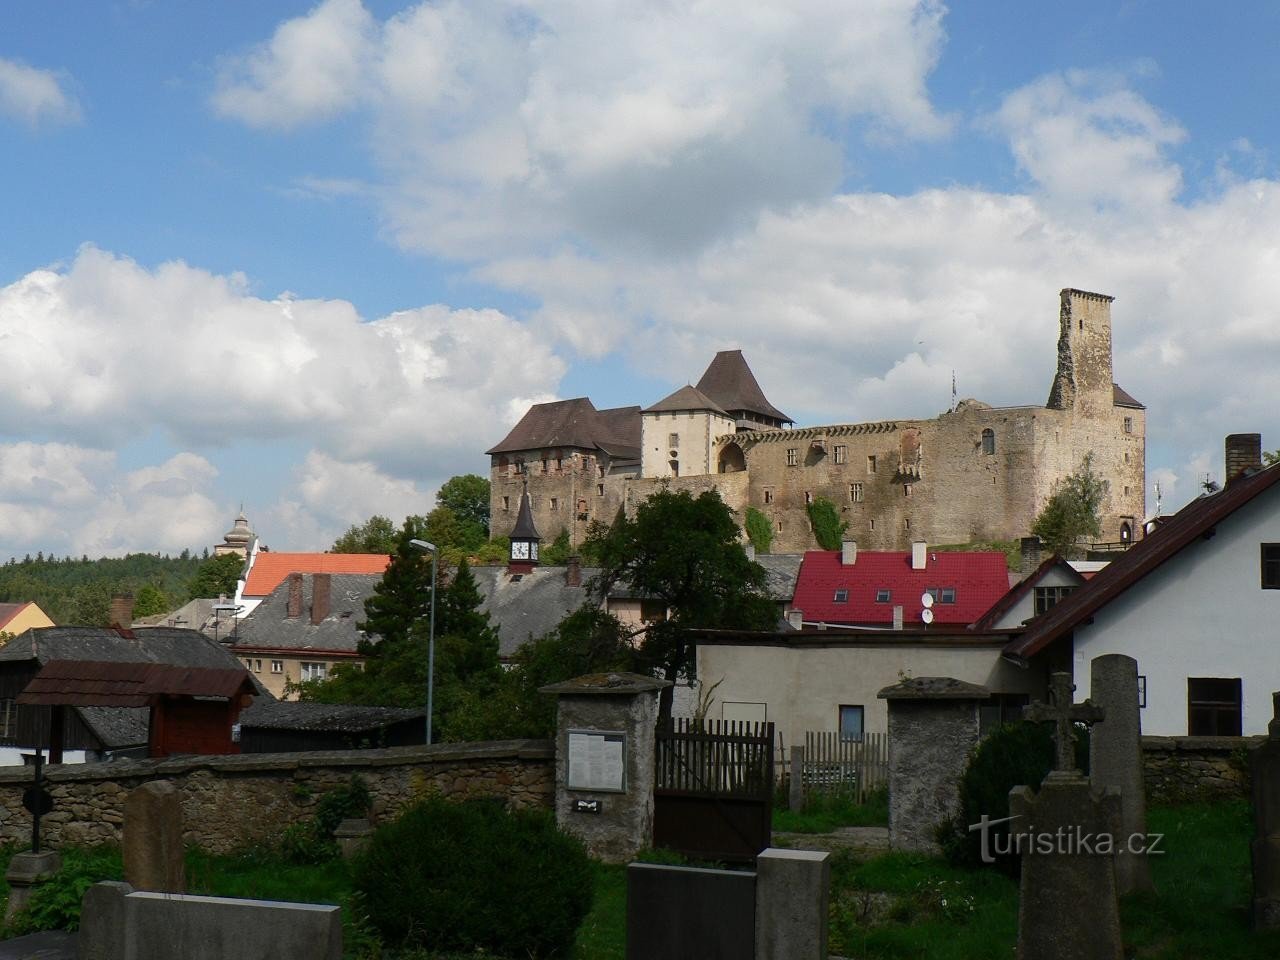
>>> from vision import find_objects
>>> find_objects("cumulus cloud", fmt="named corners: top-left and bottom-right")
top-left (0, 57), bottom-right (80, 126)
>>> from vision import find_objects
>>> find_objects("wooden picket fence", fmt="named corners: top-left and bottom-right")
top-left (789, 730), bottom-right (888, 804)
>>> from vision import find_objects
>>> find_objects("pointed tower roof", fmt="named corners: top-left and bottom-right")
top-left (695, 350), bottom-right (791, 424)
top-left (510, 489), bottom-right (541, 541)
top-left (222, 509), bottom-right (256, 547)
top-left (641, 384), bottom-right (728, 416)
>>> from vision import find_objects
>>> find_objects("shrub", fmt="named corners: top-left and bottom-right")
top-left (353, 796), bottom-right (593, 957)
top-left (744, 507), bottom-right (773, 554)
top-left (280, 775), bottom-right (371, 865)
top-left (806, 497), bottom-right (848, 550)
top-left (9, 845), bottom-right (123, 934)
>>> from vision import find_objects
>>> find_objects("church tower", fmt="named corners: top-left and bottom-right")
top-left (1047, 288), bottom-right (1115, 418)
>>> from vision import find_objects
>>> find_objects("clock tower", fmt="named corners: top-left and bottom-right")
top-left (508, 486), bottom-right (542, 574)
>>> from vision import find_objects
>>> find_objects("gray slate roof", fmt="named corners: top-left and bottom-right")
top-left (642, 385), bottom-right (728, 416)
top-left (471, 566), bottom-right (598, 658)
top-left (756, 554), bottom-right (803, 602)
top-left (239, 699), bottom-right (424, 732)
top-left (696, 350), bottom-right (791, 424)
top-left (232, 573), bottom-right (379, 655)
top-left (485, 398), bottom-right (641, 459)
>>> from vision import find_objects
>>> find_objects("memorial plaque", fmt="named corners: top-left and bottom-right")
top-left (567, 729), bottom-right (626, 792)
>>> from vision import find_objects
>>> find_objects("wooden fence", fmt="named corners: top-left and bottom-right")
top-left (783, 730), bottom-right (888, 804)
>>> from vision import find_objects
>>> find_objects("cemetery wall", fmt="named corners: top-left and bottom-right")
top-left (1142, 735), bottom-right (1260, 803)
top-left (0, 740), bottom-right (554, 854)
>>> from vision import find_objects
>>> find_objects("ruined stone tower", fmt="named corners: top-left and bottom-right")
top-left (1047, 289), bottom-right (1115, 418)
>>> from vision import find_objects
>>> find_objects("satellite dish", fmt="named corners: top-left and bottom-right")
top-left (921, 592), bottom-right (934, 609)
top-left (921, 608), bottom-right (935, 624)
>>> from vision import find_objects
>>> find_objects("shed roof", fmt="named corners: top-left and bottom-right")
top-left (239, 699), bottom-right (424, 733)
top-left (18, 660), bottom-right (255, 707)
top-left (0, 626), bottom-right (251, 671)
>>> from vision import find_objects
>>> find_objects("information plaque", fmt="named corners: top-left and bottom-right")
top-left (566, 729), bottom-right (627, 793)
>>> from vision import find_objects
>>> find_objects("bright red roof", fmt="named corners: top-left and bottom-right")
top-left (243, 553), bottom-right (390, 597)
top-left (792, 550), bottom-right (1009, 626)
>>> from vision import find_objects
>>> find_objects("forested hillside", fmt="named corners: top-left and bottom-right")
top-left (0, 551), bottom-right (218, 626)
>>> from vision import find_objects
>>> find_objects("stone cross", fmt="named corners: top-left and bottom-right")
top-left (1024, 671), bottom-right (1104, 776)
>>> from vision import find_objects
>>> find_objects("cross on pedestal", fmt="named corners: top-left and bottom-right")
top-left (1024, 671), bottom-right (1105, 775)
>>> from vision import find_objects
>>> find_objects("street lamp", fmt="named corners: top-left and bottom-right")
top-left (409, 538), bottom-right (438, 744)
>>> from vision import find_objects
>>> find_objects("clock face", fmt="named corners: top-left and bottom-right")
top-left (530, 542), bottom-right (539, 561)
top-left (511, 540), bottom-right (530, 560)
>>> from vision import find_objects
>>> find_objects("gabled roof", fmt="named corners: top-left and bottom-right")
top-left (1113, 383), bottom-right (1145, 409)
top-left (0, 602), bottom-right (34, 631)
top-left (971, 555), bottom-right (1085, 631)
top-left (695, 350), bottom-right (792, 424)
top-left (1005, 462), bottom-right (1280, 660)
top-left (485, 398), bottom-right (642, 459)
top-left (642, 385), bottom-right (729, 416)
top-left (471, 565), bottom-right (598, 658)
top-left (755, 554), bottom-right (804, 602)
top-left (233, 573), bottom-right (381, 654)
top-left (792, 550), bottom-right (1009, 626)
top-left (0, 626), bottom-right (249, 671)
top-left (243, 552), bottom-right (389, 598)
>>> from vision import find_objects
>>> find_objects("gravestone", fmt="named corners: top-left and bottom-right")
top-left (540, 672), bottom-right (670, 863)
top-left (878, 677), bottom-right (989, 853)
top-left (123, 781), bottom-right (185, 894)
top-left (1012, 672), bottom-right (1122, 960)
top-left (755, 849), bottom-right (830, 960)
top-left (1089, 654), bottom-right (1153, 895)
top-left (1250, 691), bottom-right (1280, 928)
top-left (626, 862), bottom-right (755, 960)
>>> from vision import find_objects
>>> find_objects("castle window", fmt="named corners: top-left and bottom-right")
top-left (669, 459), bottom-right (680, 477)
top-left (850, 482), bottom-right (863, 503)
top-left (869, 519), bottom-right (875, 531)
top-left (541, 458), bottom-right (548, 473)
top-left (905, 517), bottom-right (911, 530)
top-left (982, 428), bottom-right (995, 455)
top-left (1123, 417), bottom-right (1133, 434)
top-left (1125, 452), bottom-right (1130, 464)
top-left (764, 489), bottom-right (773, 504)
top-left (777, 521), bottom-right (784, 533)
top-left (786, 448), bottom-right (799, 466)
top-left (555, 457), bottom-right (563, 471)
top-left (597, 484), bottom-right (604, 497)
top-left (903, 484), bottom-right (912, 498)
top-left (550, 498), bottom-right (559, 511)
top-left (669, 433), bottom-right (680, 448)
top-left (502, 496), bottom-right (510, 511)
top-left (804, 491), bottom-right (813, 505)
top-left (834, 445), bottom-right (847, 464)
top-left (1124, 486), bottom-right (1130, 496)
top-left (867, 455), bottom-right (877, 473)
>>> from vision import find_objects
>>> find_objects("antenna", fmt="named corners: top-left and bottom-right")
top-left (921, 608), bottom-right (935, 625)
top-left (1153, 481), bottom-right (1162, 515)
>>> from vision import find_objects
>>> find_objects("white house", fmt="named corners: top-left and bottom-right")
top-left (1005, 434), bottom-right (1280, 736)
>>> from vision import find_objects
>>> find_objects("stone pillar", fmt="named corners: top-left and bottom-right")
top-left (1251, 692), bottom-right (1280, 928)
top-left (4, 849), bottom-right (61, 924)
top-left (123, 780), bottom-right (186, 893)
top-left (539, 672), bottom-right (670, 863)
top-left (755, 848), bottom-right (829, 960)
top-left (1090, 654), bottom-right (1153, 895)
top-left (878, 677), bottom-right (989, 853)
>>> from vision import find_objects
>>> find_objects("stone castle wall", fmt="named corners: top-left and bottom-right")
top-left (1142, 735), bottom-right (1258, 804)
top-left (0, 740), bottom-right (553, 855)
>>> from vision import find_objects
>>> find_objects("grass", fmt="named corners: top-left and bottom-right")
top-left (773, 788), bottom-right (889, 834)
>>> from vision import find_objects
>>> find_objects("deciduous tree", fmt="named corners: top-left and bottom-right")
top-left (1030, 453), bottom-right (1105, 559)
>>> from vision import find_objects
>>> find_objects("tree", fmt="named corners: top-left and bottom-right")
top-left (586, 488), bottom-right (777, 718)
top-left (132, 584), bottom-right (171, 619)
top-left (437, 474), bottom-right (491, 532)
top-left (360, 516), bottom-right (436, 648)
top-left (541, 529), bottom-right (573, 565)
top-left (806, 496), bottom-right (848, 550)
top-left (188, 553), bottom-right (245, 600)
top-left (332, 515), bottom-right (398, 554)
top-left (1030, 453), bottom-right (1105, 559)
top-left (1264, 449), bottom-right (1280, 467)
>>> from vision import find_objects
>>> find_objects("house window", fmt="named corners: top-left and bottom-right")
top-left (597, 483), bottom-right (605, 497)
top-left (838, 705), bottom-right (864, 742)
top-left (903, 484), bottom-right (912, 498)
top-left (925, 587), bottom-right (957, 605)
top-left (254, 659), bottom-right (262, 673)
top-left (981, 428), bottom-right (995, 455)
top-left (502, 496), bottom-right (510, 511)
top-left (833, 589), bottom-right (849, 603)
top-left (850, 483), bottom-right (863, 503)
top-left (271, 660), bottom-right (283, 674)
top-left (550, 497), bottom-right (559, 511)
top-left (640, 600), bottom-right (667, 623)
top-left (1123, 417), bottom-right (1133, 434)
top-left (875, 589), bottom-right (891, 603)
top-left (669, 433), bottom-right (680, 448)
top-left (834, 445), bottom-right (847, 464)
top-left (1033, 585), bottom-right (1077, 615)
top-left (786, 448), bottom-right (799, 466)
top-left (0, 699), bottom-right (15, 742)
top-left (1187, 678), bottom-right (1242, 736)
top-left (301, 662), bottom-right (328, 682)
top-left (867, 455), bottom-right (877, 473)
top-left (764, 489), bottom-right (773, 504)
top-left (1262, 544), bottom-right (1280, 588)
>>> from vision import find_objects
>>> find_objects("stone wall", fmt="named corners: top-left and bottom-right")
top-left (1142, 735), bottom-right (1260, 804)
top-left (0, 740), bottom-right (553, 854)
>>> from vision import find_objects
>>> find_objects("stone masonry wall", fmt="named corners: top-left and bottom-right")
top-left (1142, 735), bottom-right (1260, 804)
top-left (0, 740), bottom-right (553, 855)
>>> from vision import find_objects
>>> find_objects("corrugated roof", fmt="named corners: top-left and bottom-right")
top-left (233, 573), bottom-right (380, 654)
top-left (243, 552), bottom-right (389, 598)
top-left (792, 550), bottom-right (1009, 626)
top-left (695, 350), bottom-right (791, 424)
top-left (18, 660), bottom-right (255, 706)
top-left (485, 398), bottom-right (642, 459)
top-left (642, 385), bottom-right (729, 416)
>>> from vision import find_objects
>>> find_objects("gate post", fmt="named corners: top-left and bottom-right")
top-left (540, 672), bottom-right (671, 863)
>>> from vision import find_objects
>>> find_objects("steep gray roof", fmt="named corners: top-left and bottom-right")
top-left (0, 626), bottom-right (247, 670)
top-left (642, 385), bottom-right (728, 416)
top-left (756, 554), bottom-right (803, 602)
top-left (133, 598), bottom-right (217, 633)
top-left (486, 398), bottom-right (642, 459)
top-left (232, 573), bottom-right (379, 655)
top-left (696, 350), bottom-right (791, 424)
top-left (78, 707), bottom-right (150, 749)
top-left (471, 565), bottom-right (598, 658)
top-left (1112, 383), bottom-right (1145, 409)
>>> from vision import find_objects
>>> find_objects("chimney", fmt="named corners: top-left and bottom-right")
top-left (566, 555), bottom-right (582, 587)
top-left (1021, 535), bottom-right (1042, 571)
top-left (786, 608), bottom-right (803, 631)
top-left (841, 540), bottom-right (857, 566)
top-left (744, 543), bottom-right (756, 561)
top-left (109, 594), bottom-right (135, 629)
top-left (1225, 433), bottom-right (1263, 486)
top-left (911, 540), bottom-right (927, 571)
top-left (286, 572), bottom-right (304, 619)
top-left (892, 605), bottom-right (904, 630)
top-left (311, 574), bottom-right (332, 625)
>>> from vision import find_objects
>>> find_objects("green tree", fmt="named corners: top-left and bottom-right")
top-left (359, 516), bottom-right (436, 648)
top-left (806, 496), bottom-right (848, 550)
top-left (541, 529), bottom-right (573, 565)
top-left (188, 553), bottom-right (244, 600)
top-left (331, 515), bottom-right (398, 554)
top-left (132, 584), bottom-right (171, 619)
top-left (436, 474), bottom-right (491, 531)
top-left (1031, 452), bottom-right (1105, 559)
top-left (1263, 449), bottom-right (1280, 467)
top-left (744, 507), bottom-right (773, 554)
top-left (586, 488), bottom-right (777, 718)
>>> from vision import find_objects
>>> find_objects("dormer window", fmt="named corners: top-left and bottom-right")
top-left (875, 589), bottom-right (891, 603)
top-left (833, 589), bottom-right (848, 603)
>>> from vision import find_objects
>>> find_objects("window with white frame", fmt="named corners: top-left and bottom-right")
top-left (271, 660), bottom-right (283, 674)
top-left (301, 662), bottom-right (328, 682)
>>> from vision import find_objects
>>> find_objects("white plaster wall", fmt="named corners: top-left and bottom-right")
top-left (1072, 488), bottom-right (1280, 735)
top-left (696, 642), bottom-right (1040, 748)
top-left (991, 566), bottom-right (1082, 629)
top-left (641, 410), bottom-right (736, 478)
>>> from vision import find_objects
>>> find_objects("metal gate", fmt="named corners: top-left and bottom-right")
top-left (652, 717), bottom-right (774, 863)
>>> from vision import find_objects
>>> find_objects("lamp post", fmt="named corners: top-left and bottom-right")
top-left (408, 538), bottom-right (438, 744)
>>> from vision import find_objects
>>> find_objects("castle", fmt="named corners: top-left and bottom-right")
top-left (486, 288), bottom-right (1146, 552)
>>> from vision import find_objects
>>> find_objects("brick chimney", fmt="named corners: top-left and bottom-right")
top-left (1021, 536), bottom-right (1042, 571)
top-left (311, 574), bottom-right (331, 625)
top-left (911, 540), bottom-right (927, 571)
top-left (286, 572), bottom-right (304, 619)
top-left (1225, 433), bottom-right (1263, 486)
top-left (565, 555), bottom-right (582, 587)
top-left (109, 594), bottom-right (134, 628)
top-left (841, 540), bottom-right (857, 566)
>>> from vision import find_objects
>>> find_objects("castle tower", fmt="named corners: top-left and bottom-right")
top-left (214, 509), bottom-right (256, 557)
top-left (1047, 289), bottom-right (1115, 418)
top-left (640, 385), bottom-right (737, 478)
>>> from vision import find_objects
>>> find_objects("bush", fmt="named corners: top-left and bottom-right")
top-left (744, 507), bottom-right (773, 554)
top-left (280, 775), bottom-right (371, 865)
top-left (806, 497), bottom-right (848, 550)
top-left (937, 720), bottom-right (1087, 871)
top-left (353, 796), bottom-right (593, 957)
top-left (8, 845), bottom-right (123, 934)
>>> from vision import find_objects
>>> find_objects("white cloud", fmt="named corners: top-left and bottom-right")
top-left (0, 57), bottom-right (80, 126)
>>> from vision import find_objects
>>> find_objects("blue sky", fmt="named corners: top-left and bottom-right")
top-left (2, 1), bottom-right (1279, 555)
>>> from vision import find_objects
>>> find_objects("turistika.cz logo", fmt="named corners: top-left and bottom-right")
top-left (967, 815), bottom-right (1165, 864)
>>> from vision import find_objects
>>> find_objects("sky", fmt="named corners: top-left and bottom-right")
top-left (2, 0), bottom-right (1280, 557)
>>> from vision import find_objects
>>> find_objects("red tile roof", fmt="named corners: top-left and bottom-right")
top-left (244, 553), bottom-right (390, 598)
top-left (792, 550), bottom-right (1010, 626)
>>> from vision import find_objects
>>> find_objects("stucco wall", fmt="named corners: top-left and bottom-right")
top-left (641, 409), bottom-right (736, 478)
top-left (0, 740), bottom-right (553, 854)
